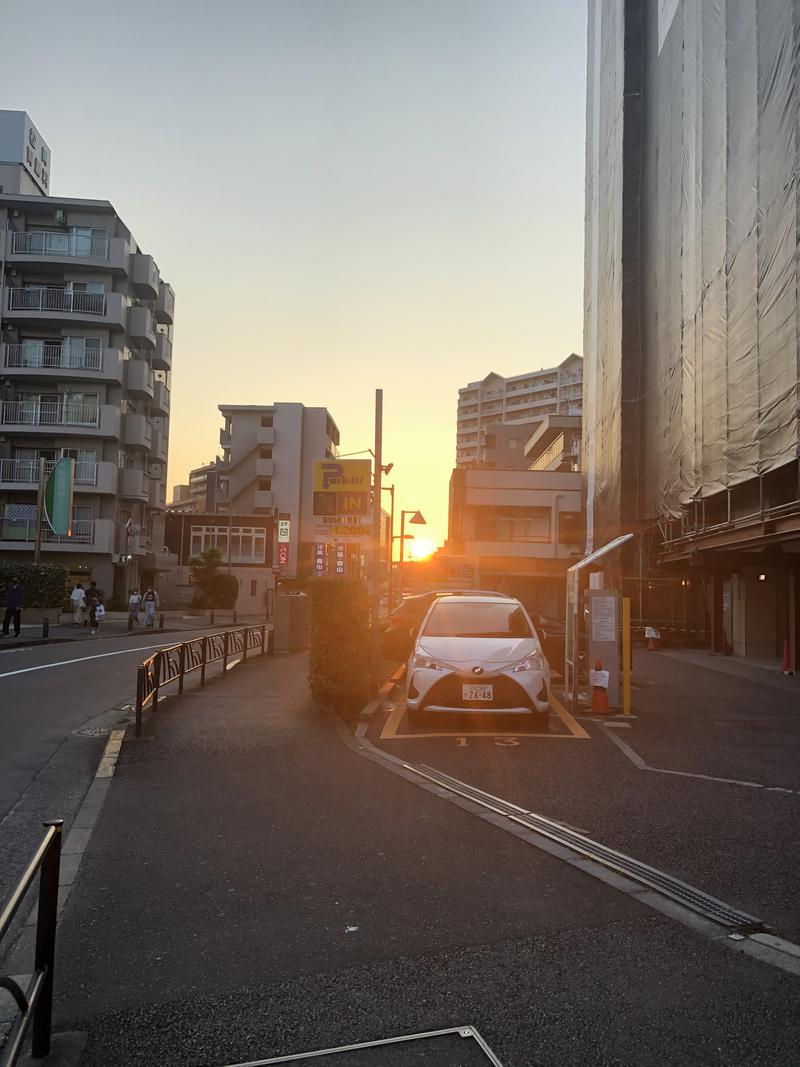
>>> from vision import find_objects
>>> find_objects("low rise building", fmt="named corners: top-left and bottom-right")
top-left (164, 511), bottom-right (273, 615)
top-left (216, 402), bottom-right (340, 578)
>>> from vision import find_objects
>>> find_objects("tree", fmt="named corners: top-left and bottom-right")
top-left (189, 547), bottom-right (222, 606)
top-left (190, 548), bottom-right (240, 608)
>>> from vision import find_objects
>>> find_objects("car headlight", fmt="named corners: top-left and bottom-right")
top-left (507, 651), bottom-right (545, 673)
top-left (412, 648), bottom-right (444, 670)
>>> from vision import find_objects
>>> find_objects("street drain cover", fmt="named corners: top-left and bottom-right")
top-left (72, 726), bottom-right (113, 737)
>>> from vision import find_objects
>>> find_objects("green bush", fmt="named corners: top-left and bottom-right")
top-left (308, 577), bottom-right (370, 713)
top-left (0, 561), bottom-right (68, 609)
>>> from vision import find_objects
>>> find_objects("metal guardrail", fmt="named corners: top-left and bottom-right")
top-left (135, 625), bottom-right (269, 737)
top-left (0, 821), bottom-right (63, 1066)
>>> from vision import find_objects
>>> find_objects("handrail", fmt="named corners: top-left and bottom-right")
top-left (135, 625), bottom-right (269, 737)
top-left (0, 821), bottom-right (63, 1065)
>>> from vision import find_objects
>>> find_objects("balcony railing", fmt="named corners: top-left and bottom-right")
top-left (0, 458), bottom-right (97, 485)
top-left (8, 288), bottom-right (106, 315)
top-left (11, 230), bottom-right (109, 259)
top-left (0, 517), bottom-right (95, 544)
top-left (0, 400), bottom-right (100, 427)
top-left (5, 343), bottom-right (102, 371)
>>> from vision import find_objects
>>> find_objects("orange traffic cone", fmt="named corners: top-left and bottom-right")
top-left (645, 626), bottom-right (660, 651)
top-left (782, 639), bottom-right (794, 676)
top-left (591, 658), bottom-right (610, 714)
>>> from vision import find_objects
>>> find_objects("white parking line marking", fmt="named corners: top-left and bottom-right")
top-left (0, 642), bottom-right (179, 680)
top-left (601, 724), bottom-right (798, 794)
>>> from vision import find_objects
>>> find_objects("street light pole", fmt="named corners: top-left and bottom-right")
top-left (398, 509), bottom-right (426, 602)
top-left (382, 483), bottom-right (395, 609)
top-left (369, 389), bottom-right (383, 697)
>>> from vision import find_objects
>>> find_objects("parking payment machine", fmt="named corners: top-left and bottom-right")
top-left (586, 588), bottom-right (620, 706)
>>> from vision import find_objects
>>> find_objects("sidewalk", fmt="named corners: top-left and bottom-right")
top-left (4, 612), bottom-right (270, 648)
top-left (47, 653), bottom-right (800, 1066)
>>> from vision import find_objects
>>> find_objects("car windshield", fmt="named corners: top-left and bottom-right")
top-left (422, 601), bottom-right (532, 639)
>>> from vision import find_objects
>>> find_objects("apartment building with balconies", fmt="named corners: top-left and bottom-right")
top-left (0, 116), bottom-right (176, 595)
top-left (216, 403), bottom-right (340, 578)
top-left (456, 353), bottom-right (583, 467)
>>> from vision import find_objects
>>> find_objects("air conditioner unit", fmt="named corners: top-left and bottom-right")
top-left (54, 208), bottom-right (66, 224)
top-left (11, 209), bottom-right (20, 218)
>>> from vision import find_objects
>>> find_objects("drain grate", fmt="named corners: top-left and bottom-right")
top-left (412, 763), bottom-right (764, 933)
top-left (72, 726), bottom-right (113, 737)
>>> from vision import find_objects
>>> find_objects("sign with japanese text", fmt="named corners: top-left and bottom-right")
top-left (313, 459), bottom-right (371, 517)
top-left (277, 520), bottom-right (291, 543)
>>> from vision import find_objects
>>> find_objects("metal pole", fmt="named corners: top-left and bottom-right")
top-left (31, 819), bottom-right (63, 1059)
top-left (200, 635), bottom-right (207, 686)
top-left (399, 511), bottom-right (406, 601)
top-left (33, 457), bottom-right (46, 565)
top-left (369, 389), bottom-right (383, 697)
top-left (385, 484), bottom-right (395, 610)
top-left (135, 666), bottom-right (144, 737)
top-left (622, 597), bottom-right (631, 717)
top-left (222, 629), bottom-right (229, 673)
top-left (178, 643), bottom-right (185, 695)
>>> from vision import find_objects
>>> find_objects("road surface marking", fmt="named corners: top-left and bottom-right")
top-left (95, 729), bottom-right (127, 778)
top-left (0, 641), bottom-right (180, 680)
top-left (601, 724), bottom-right (798, 793)
top-left (379, 689), bottom-right (589, 741)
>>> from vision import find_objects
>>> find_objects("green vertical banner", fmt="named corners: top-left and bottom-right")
top-left (44, 457), bottom-right (75, 536)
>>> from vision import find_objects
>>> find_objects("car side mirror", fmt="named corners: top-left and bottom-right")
top-left (408, 626), bottom-right (418, 640)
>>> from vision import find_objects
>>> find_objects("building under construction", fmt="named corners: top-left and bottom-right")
top-left (584, 0), bottom-right (800, 666)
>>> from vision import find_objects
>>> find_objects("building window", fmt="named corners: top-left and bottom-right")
top-left (260, 415), bottom-right (273, 428)
top-left (260, 447), bottom-right (272, 459)
top-left (258, 478), bottom-right (271, 490)
top-left (250, 579), bottom-right (257, 597)
top-left (475, 507), bottom-right (550, 543)
top-left (189, 526), bottom-right (267, 563)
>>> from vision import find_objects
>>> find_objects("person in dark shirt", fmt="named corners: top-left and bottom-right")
top-left (85, 580), bottom-right (104, 629)
top-left (1, 577), bottom-right (25, 638)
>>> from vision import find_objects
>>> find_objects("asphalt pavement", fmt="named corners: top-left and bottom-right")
top-left (0, 623), bottom-right (263, 911)
top-left (369, 649), bottom-right (800, 939)
top-left (40, 651), bottom-right (800, 1066)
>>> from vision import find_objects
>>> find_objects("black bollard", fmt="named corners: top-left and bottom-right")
top-left (42, 617), bottom-right (49, 638)
top-left (159, 612), bottom-right (164, 630)
top-left (210, 609), bottom-right (215, 626)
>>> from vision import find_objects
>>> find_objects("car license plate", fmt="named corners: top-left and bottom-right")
top-left (462, 683), bottom-right (493, 701)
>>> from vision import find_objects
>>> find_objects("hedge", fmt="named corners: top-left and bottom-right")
top-left (0, 561), bottom-right (69, 609)
top-left (307, 577), bottom-right (369, 713)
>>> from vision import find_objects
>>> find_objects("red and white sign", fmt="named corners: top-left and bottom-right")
top-left (278, 543), bottom-right (290, 567)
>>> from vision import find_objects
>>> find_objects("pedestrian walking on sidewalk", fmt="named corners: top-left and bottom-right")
top-left (142, 587), bottom-right (159, 628)
top-left (128, 588), bottom-right (141, 627)
top-left (1, 576), bottom-right (25, 638)
top-left (70, 582), bottom-right (86, 626)
top-left (85, 580), bottom-right (104, 629)
top-left (92, 599), bottom-right (106, 635)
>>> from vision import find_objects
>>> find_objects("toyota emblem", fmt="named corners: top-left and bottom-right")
top-left (472, 666), bottom-right (483, 675)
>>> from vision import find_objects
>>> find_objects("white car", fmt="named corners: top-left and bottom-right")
top-left (406, 594), bottom-right (550, 725)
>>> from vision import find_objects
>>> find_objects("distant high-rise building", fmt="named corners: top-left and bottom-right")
top-left (0, 111), bottom-right (176, 598)
top-left (456, 354), bottom-right (582, 467)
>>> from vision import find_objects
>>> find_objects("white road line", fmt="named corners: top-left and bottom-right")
top-left (601, 724), bottom-right (798, 794)
top-left (0, 642), bottom-right (178, 680)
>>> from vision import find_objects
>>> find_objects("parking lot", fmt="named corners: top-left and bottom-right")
top-left (368, 648), bottom-right (800, 940)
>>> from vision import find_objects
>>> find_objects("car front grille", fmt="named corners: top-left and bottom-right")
top-left (422, 672), bottom-right (536, 711)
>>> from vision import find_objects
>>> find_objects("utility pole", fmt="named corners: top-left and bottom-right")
top-left (369, 388), bottom-right (383, 696)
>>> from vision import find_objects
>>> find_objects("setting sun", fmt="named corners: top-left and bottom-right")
top-left (407, 538), bottom-right (436, 562)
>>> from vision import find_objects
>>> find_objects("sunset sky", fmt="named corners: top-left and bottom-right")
top-left (0, 0), bottom-right (587, 552)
